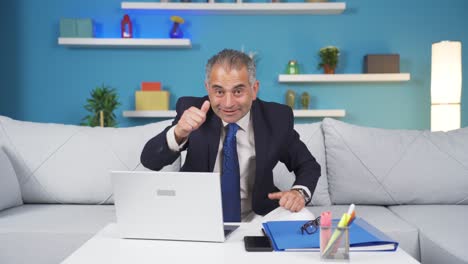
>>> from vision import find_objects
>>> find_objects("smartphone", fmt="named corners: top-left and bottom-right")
top-left (243, 236), bottom-right (273, 252)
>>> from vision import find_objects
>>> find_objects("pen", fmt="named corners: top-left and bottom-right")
top-left (348, 210), bottom-right (356, 226)
top-left (346, 204), bottom-right (356, 226)
top-left (346, 204), bottom-right (355, 220)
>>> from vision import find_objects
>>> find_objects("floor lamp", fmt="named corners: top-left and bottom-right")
top-left (431, 41), bottom-right (462, 132)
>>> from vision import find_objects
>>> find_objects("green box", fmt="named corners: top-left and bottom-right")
top-left (76, 19), bottom-right (94, 38)
top-left (59, 18), bottom-right (76, 37)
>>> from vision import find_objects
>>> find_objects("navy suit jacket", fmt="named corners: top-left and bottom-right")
top-left (141, 96), bottom-right (321, 216)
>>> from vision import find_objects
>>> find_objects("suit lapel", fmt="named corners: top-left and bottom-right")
top-left (252, 100), bottom-right (269, 183)
top-left (205, 110), bottom-right (222, 171)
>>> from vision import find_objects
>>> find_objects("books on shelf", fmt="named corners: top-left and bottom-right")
top-left (262, 217), bottom-right (398, 252)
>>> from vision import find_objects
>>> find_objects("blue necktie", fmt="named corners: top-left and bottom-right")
top-left (221, 123), bottom-right (241, 222)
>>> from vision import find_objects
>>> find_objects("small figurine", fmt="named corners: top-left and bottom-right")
top-left (286, 90), bottom-right (296, 109)
top-left (169, 16), bottom-right (185, 39)
top-left (121, 14), bottom-right (132, 38)
top-left (301, 92), bottom-right (310, 109)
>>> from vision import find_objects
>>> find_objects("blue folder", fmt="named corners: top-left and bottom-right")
top-left (262, 217), bottom-right (398, 252)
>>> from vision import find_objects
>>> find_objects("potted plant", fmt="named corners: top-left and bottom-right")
top-left (81, 84), bottom-right (121, 127)
top-left (318, 46), bottom-right (340, 74)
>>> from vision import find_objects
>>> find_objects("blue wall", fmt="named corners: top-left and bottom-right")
top-left (1, 0), bottom-right (467, 129)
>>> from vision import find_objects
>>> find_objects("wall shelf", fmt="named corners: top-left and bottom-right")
top-left (121, 2), bottom-right (346, 15)
top-left (123, 109), bottom-right (345, 118)
top-left (123, 110), bottom-right (177, 118)
top-left (293, 109), bottom-right (345, 117)
top-left (58, 38), bottom-right (191, 48)
top-left (278, 73), bottom-right (411, 83)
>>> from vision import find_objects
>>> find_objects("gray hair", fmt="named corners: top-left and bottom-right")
top-left (205, 49), bottom-right (256, 86)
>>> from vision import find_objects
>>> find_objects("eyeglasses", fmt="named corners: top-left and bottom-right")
top-left (300, 216), bottom-right (321, 235)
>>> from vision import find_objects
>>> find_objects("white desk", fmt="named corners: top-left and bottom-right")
top-left (63, 223), bottom-right (420, 264)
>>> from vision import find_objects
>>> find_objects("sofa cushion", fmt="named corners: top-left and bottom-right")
top-left (308, 205), bottom-right (420, 261)
top-left (0, 147), bottom-right (23, 211)
top-left (0, 116), bottom-right (180, 204)
top-left (0, 204), bottom-right (115, 264)
top-left (323, 118), bottom-right (468, 205)
top-left (389, 205), bottom-right (468, 264)
top-left (273, 122), bottom-right (331, 206)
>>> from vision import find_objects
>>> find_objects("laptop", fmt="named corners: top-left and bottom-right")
top-left (111, 171), bottom-right (239, 242)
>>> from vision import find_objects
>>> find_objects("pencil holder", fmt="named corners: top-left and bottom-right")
top-left (320, 225), bottom-right (350, 261)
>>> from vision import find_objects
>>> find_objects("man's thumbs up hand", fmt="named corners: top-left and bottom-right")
top-left (174, 100), bottom-right (210, 144)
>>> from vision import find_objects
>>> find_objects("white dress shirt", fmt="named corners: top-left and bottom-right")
top-left (166, 111), bottom-right (311, 221)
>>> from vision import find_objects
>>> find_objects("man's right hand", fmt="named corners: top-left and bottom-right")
top-left (174, 100), bottom-right (211, 144)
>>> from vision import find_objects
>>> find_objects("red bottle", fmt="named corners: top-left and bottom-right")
top-left (121, 14), bottom-right (132, 38)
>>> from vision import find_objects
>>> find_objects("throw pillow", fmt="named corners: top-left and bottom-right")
top-left (323, 118), bottom-right (468, 205)
top-left (0, 115), bottom-right (179, 205)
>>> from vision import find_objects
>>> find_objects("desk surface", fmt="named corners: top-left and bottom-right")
top-left (63, 223), bottom-right (420, 264)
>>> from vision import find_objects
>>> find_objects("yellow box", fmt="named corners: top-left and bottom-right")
top-left (135, 91), bottom-right (169, 110)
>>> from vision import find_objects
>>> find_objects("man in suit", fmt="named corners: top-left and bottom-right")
top-left (141, 49), bottom-right (321, 221)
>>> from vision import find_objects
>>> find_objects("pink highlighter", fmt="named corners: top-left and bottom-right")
top-left (320, 211), bottom-right (332, 250)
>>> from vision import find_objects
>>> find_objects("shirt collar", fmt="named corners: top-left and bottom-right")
top-left (221, 110), bottom-right (251, 132)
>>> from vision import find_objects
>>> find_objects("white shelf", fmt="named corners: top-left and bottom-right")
top-left (58, 38), bottom-right (191, 48)
top-left (278, 73), bottom-right (411, 83)
top-left (121, 2), bottom-right (346, 15)
top-left (123, 110), bottom-right (177, 118)
top-left (293, 109), bottom-right (345, 117)
top-left (123, 109), bottom-right (345, 118)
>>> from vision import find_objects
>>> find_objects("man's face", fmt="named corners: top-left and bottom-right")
top-left (205, 64), bottom-right (259, 123)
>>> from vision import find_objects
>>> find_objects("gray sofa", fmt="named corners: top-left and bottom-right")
top-left (1, 115), bottom-right (467, 264)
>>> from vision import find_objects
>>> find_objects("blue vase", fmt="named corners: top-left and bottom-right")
top-left (169, 23), bottom-right (183, 39)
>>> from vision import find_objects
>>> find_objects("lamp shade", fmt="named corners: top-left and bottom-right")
top-left (431, 41), bottom-right (462, 131)
top-left (431, 104), bottom-right (460, 132)
top-left (431, 41), bottom-right (462, 104)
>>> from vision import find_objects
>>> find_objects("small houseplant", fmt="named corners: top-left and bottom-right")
top-left (81, 84), bottom-right (121, 127)
top-left (318, 46), bottom-right (340, 74)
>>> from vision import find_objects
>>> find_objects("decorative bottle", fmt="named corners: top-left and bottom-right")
top-left (121, 14), bottom-right (132, 38)
top-left (286, 60), bottom-right (299, 74)
top-left (301, 92), bottom-right (310, 109)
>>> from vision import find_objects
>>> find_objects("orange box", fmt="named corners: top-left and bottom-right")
top-left (141, 82), bottom-right (161, 91)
